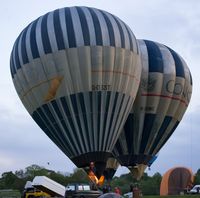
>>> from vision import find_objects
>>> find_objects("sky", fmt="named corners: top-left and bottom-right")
top-left (0, 0), bottom-right (200, 178)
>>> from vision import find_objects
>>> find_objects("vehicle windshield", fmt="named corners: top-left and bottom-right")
top-left (66, 185), bottom-right (75, 191)
top-left (78, 185), bottom-right (90, 191)
top-left (66, 184), bottom-right (91, 191)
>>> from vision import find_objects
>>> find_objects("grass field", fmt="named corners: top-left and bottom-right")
top-left (143, 196), bottom-right (200, 198)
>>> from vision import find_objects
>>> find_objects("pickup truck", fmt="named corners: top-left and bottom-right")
top-left (65, 183), bottom-right (101, 198)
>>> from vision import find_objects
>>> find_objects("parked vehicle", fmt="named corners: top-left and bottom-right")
top-left (65, 183), bottom-right (101, 198)
top-left (32, 176), bottom-right (65, 197)
top-left (189, 185), bottom-right (200, 194)
top-left (22, 176), bottom-right (65, 198)
top-left (123, 192), bottom-right (132, 198)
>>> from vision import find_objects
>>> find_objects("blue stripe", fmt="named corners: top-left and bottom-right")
top-left (101, 12), bottom-right (115, 47)
top-left (65, 8), bottom-right (76, 48)
top-left (114, 94), bottom-right (128, 136)
top-left (155, 120), bottom-right (179, 153)
top-left (21, 27), bottom-right (29, 64)
top-left (102, 92), bottom-right (110, 135)
top-left (41, 104), bottom-right (73, 153)
top-left (41, 13), bottom-right (52, 54)
top-left (53, 9), bottom-right (65, 50)
top-left (14, 36), bottom-right (21, 70)
top-left (115, 141), bottom-right (123, 156)
top-left (32, 109), bottom-right (72, 156)
top-left (107, 93), bottom-right (119, 141)
top-left (149, 116), bottom-right (172, 154)
top-left (139, 113), bottom-right (156, 153)
top-left (167, 47), bottom-right (185, 78)
top-left (189, 71), bottom-right (193, 85)
top-left (35, 108), bottom-right (59, 140)
top-left (78, 93), bottom-right (91, 150)
top-left (76, 7), bottom-right (90, 46)
top-left (30, 19), bottom-right (40, 59)
top-left (10, 52), bottom-right (16, 78)
top-left (51, 100), bottom-right (79, 154)
top-left (112, 15), bottom-right (125, 49)
top-left (88, 8), bottom-right (103, 46)
top-left (124, 113), bottom-right (134, 153)
top-left (144, 40), bottom-right (164, 73)
top-left (60, 96), bottom-right (84, 152)
top-left (32, 110), bottom-right (50, 133)
top-left (147, 155), bottom-right (157, 166)
top-left (70, 94), bottom-right (88, 152)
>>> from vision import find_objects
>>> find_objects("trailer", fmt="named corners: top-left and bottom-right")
top-left (32, 176), bottom-right (65, 197)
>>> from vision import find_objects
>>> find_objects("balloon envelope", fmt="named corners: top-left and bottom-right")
top-left (10, 7), bottom-right (142, 177)
top-left (113, 39), bottom-right (193, 179)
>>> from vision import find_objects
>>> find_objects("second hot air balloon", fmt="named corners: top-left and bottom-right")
top-left (113, 40), bottom-right (193, 180)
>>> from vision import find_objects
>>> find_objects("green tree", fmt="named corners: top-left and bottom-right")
top-left (194, 169), bottom-right (200, 185)
top-left (68, 168), bottom-right (89, 183)
top-left (0, 171), bottom-right (25, 191)
top-left (49, 171), bottom-right (68, 186)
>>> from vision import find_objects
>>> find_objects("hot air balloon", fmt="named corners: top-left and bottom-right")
top-left (113, 39), bottom-right (193, 180)
top-left (10, 6), bottom-right (142, 180)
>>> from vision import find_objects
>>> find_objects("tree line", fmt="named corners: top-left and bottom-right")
top-left (0, 164), bottom-right (200, 195)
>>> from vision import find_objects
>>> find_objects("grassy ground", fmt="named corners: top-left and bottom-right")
top-left (143, 196), bottom-right (200, 198)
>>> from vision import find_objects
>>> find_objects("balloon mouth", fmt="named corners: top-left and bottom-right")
top-left (116, 154), bottom-right (153, 166)
top-left (82, 161), bottom-right (106, 186)
top-left (87, 162), bottom-right (105, 186)
top-left (103, 168), bottom-right (117, 181)
top-left (72, 152), bottom-right (110, 185)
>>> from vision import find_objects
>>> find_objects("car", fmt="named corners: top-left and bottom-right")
top-left (65, 183), bottom-right (102, 198)
top-left (123, 192), bottom-right (132, 198)
top-left (99, 192), bottom-right (123, 197)
top-left (188, 185), bottom-right (200, 194)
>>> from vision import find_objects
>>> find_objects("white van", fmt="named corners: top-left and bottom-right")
top-left (123, 192), bottom-right (132, 198)
top-left (189, 185), bottom-right (200, 194)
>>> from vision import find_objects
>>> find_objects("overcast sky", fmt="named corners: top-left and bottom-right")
top-left (0, 0), bottom-right (200, 178)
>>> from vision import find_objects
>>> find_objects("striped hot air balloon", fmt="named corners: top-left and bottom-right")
top-left (113, 40), bottom-right (193, 180)
top-left (10, 6), bottom-right (142, 178)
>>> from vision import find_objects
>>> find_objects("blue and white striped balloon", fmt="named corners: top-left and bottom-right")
top-left (10, 6), bottom-right (142, 177)
top-left (113, 40), bottom-right (193, 179)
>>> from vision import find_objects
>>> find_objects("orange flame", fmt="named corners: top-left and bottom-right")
top-left (88, 170), bottom-right (105, 186)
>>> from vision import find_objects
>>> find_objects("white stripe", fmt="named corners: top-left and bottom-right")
top-left (12, 42), bottom-right (18, 72)
top-left (93, 9), bottom-right (110, 46)
top-left (25, 22), bottom-right (33, 61)
top-left (59, 8), bottom-right (69, 48)
top-left (70, 7), bottom-right (84, 47)
top-left (35, 16), bottom-right (45, 56)
top-left (117, 18), bottom-right (130, 50)
top-left (47, 11), bottom-right (58, 52)
top-left (158, 42), bottom-right (175, 75)
top-left (17, 32), bottom-right (23, 67)
top-left (126, 25), bottom-right (138, 52)
top-left (104, 12), bottom-right (121, 48)
top-left (81, 7), bottom-right (96, 46)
